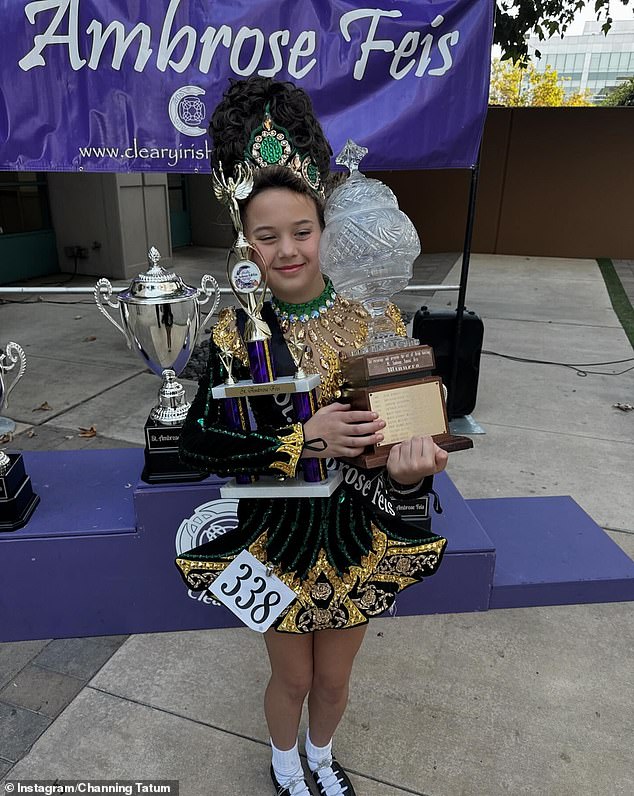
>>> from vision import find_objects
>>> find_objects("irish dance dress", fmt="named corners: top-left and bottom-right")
top-left (175, 281), bottom-right (447, 633)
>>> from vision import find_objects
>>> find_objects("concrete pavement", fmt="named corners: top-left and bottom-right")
top-left (1, 251), bottom-right (633, 795)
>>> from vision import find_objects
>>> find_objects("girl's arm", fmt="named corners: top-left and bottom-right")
top-left (179, 338), bottom-right (304, 478)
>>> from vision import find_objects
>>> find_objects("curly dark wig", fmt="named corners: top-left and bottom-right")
top-left (209, 77), bottom-right (332, 198)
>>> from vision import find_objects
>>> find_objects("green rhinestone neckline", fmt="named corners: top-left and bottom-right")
top-left (271, 278), bottom-right (337, 324)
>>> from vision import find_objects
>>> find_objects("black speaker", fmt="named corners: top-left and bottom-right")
top-left (413, 306), bottom-right (484, 419)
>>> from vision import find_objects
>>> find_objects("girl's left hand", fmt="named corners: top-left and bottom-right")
top-left (386, 435), bottom-right (448, 486)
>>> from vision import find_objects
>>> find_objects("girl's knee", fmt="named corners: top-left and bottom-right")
top-left (310, 673), bottom-right (349, 705)
top-left (270, 668), bottom-right (313, 702)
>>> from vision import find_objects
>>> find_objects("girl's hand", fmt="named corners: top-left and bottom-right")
top-left (386, 435), bottom-right (448, 486)
top-left (301, 403), bottom-right (385, 459)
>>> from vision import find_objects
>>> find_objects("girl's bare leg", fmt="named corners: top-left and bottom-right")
top-left (263, 628), bottom-right (314, 749)
top-left (308, 625), bottom-right (367, 746)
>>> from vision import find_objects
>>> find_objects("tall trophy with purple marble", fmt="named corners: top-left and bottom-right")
top-left (94, 248), bottom-right (221, 483)
top-left (0, 343), bottom-right (40, 531)
top-left (210, 163), bottom-right (336, 496)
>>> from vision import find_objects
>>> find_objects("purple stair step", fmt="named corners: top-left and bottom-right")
top-left (391, 471), bottom-right (495, 616)
top-left (468, 496), bottom-right (634, 609)
top-left (8, 449), bottom-right (141, 538)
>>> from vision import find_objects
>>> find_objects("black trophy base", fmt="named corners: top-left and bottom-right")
top-left (142, 415), bottom-right (208, 485)
top-left (0, 453), bottom-right (41, 532)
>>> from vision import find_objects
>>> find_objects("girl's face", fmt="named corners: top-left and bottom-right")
top-left (244, 187), bottom-right (324, 304)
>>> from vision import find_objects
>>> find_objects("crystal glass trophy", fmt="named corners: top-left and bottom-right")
top-left (94, 247), bottom-right (221, 482)
top-left (319, 141), bottom-right (472, 467)
top-left (0, 343), bottom-right (40, 531)
top-left (210, 162), bottom-right (339, 496)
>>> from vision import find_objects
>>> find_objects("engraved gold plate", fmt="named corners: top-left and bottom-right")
top-left (369, 379), bottom-right (447, 447)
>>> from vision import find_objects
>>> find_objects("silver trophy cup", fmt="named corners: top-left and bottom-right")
top-left (0, 342), bottom-right (27, 468)
top-left (94, 247), bottom-right (220, 425)
top-left (0, 342), bottom-right (40, 530)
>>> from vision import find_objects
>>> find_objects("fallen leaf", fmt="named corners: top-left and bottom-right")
top-left (78, 425), bottom-right (97, 438)
top-left (64, 435), bottom-right (74, 440)
top-left (83, 335), bottom-right (97, 342)
top-left (26, 430), bottom-right (36, 438)
top-left (33, 401), bottom-right (52, 412)
top-left (613, 402), bottom-right (633, 412)
top-left (74, 315), bottom-right (83, 320)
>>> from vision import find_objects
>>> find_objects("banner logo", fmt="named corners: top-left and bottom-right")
top-left (168, 85), bottom-right (207, 136)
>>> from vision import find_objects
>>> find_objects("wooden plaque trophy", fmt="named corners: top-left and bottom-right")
top-left (319, 141), bottom-right (473, 469)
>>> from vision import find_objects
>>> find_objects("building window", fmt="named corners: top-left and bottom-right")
top-left (0, 172), bottom-right (51, 235)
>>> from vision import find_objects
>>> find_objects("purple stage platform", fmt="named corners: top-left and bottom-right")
top-left (0, 449), bottom-right (632, 642)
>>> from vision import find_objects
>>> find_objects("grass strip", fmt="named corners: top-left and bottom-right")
top-left (596, 258), bottom-right (634, 351)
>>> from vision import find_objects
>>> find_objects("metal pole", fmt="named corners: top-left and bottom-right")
top-left (447, 154), bottom-right (481, 419)
top-left (0, 284), bottom-right (462, 296)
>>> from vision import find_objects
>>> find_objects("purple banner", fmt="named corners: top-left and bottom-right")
top-left (0, 0), bottom-right (493, 173)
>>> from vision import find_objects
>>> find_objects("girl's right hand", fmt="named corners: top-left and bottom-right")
top-left (301, 403), bottom-right (385, 459)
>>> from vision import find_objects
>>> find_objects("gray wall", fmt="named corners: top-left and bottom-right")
top-left (48, 172), bottom-right (172, 279)
top-left (187, 174), bottom-right (233, 249)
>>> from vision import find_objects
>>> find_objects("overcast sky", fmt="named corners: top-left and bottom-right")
top-left (563, 0), bottom-right (632, 34)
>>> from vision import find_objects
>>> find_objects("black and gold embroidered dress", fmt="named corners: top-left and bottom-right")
top-left (175, 288), bottom-right (447, 633)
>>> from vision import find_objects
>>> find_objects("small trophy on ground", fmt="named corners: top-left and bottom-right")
top-left (94, 248), bottom-right (221, 483)
top-left (0, 343), bottom-right (40, 531)
top-left (210, 162), bottom-right (340, 495)
top-left (319, 140), bottom-right (473, 468)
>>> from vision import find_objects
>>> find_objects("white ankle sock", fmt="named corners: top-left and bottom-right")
top-left (305, 728), bottom-right (333, 772)
top-left (271, 738), bottom-right (303, 784)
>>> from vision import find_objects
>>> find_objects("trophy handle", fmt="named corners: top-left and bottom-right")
top-left (94, 278), bottom-right (129, 346)
top-left (197, 274), bottom-right (221, 338)
top-left (0, 342), bottom-right (27, 409)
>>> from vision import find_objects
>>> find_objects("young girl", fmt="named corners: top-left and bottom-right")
top-left (176, 77), bottom-right (448, 796)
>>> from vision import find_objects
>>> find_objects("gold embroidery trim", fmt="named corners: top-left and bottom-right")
top-left (269, 422), bottom-right (304, 477)
top-left (386, 302), bottom-right (408, 338)
top-left (280, 296), bottom-right (369, 405)
top-left (212, 307), bottom-right (249, 366)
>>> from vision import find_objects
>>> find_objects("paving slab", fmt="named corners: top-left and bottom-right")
top-left (0, 759), bottom-right (12, 779)
top-left (6, 355), bottom-right (143, 426)
top-left (473, 323), bottom-right (634, 442)
top-left (0, 298), bottom-right (131, 369)
top-left (32, 635), bottom-right (129, 680)
top-left (415, 602), bottom-right (633, 738)
top-left (45, 372), bottom-right (197, 446)
top-left (0, 702), bottom-right (51, 763)
top-left (91, 628), bottom-right (271, 739)
top-left (0, 664), bottom-right (84, 719)
top-left (444, 254), bottom-right (621, 327)
top-left (1, 688), bottom-right (416, 795)
top-left (0, 640), bottom-right (51, 691)
top-left (340, 608), bottom-right (633, 796)
top-left (446, 421), bottom-right (633, 534)
top-left (86, 605), bottom-right (634, 796)
top-left (8, 424), bottom-right (140, 452)
top-left (605, 530), bottom-right (634, 558)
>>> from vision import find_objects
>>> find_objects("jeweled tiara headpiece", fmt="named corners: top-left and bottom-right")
top-left (242, 104), bottom-right (324, 199)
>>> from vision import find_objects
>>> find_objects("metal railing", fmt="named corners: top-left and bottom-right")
top-left (0, 284), bottom-right (460, 295)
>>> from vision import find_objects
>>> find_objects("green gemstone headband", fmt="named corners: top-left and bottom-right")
top-left (243, 104), bottom-right (325, 199)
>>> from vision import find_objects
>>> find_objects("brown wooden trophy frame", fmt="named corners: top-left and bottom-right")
top-left (341, 343), bottom-right (473, 469)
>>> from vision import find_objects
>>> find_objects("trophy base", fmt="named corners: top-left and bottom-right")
top-left (345, 433), bottom-right (474, 470)
top-left (220, 470), bottom-right (343, 499)
top-left (0, 453), bottom-right (40, 532)
top-left (142, 415), bottom-right (208, 485)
